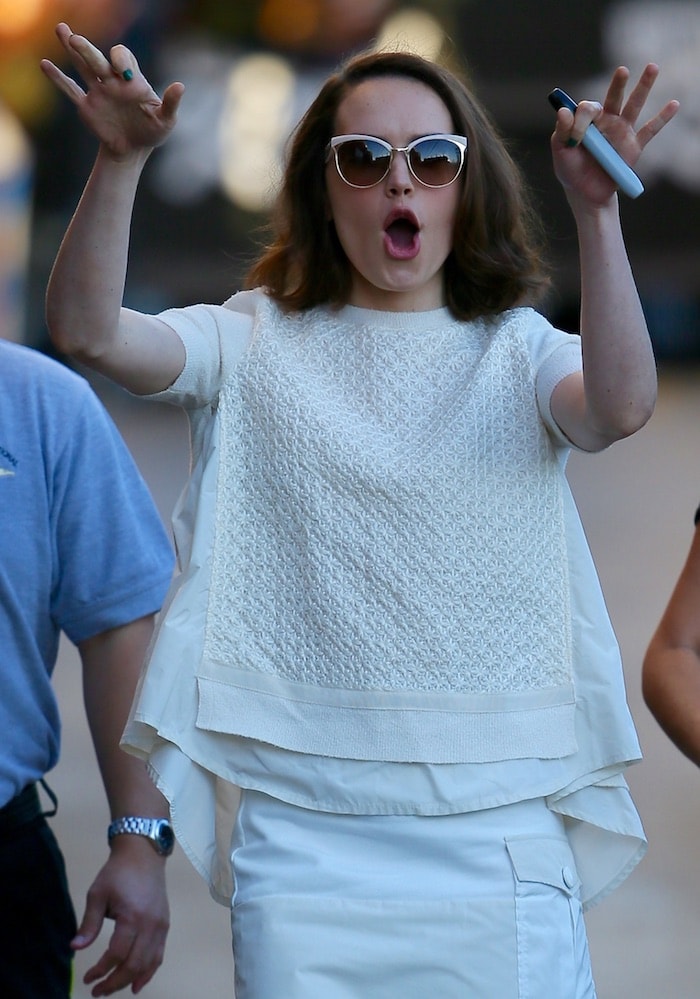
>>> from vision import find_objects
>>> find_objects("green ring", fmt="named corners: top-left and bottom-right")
top-left (122, 69), bottom-right (134, 82)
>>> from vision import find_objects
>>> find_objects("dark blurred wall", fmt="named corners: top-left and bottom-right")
top-left (452, 0), bottom-right (700, 356)
top-left (26, 0), bottom-right (700, 359)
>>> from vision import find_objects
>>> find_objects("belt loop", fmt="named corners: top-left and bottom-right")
top-left (39, 778), bottom-right (58, 818)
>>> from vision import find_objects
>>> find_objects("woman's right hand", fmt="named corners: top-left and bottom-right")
top-left (40, 22), bottom-right (184, 162)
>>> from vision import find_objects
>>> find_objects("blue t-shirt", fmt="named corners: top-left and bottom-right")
top-left (0, 341), bottom-right (175, 804)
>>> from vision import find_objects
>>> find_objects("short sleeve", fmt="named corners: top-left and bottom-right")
top-left (144, 290), bottom-right (261, 409)
top-left (518, 309), bottom-right (583, 448)
top-left (52, 386), bottom-right (175, 644)
top-left (535, 341), bottom-right (584, 447)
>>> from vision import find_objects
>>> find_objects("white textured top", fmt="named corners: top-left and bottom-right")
top-left (211, 298), bottom-right (571, 698)
top-left (124, 292), bottom-right (645, 909)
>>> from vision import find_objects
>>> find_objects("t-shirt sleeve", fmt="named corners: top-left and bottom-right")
top-left (523, 310), bottom-right (584, 449)
top-left (52, 385), bottom-right (175, 644)
top-left (142, 290), bottom-right (260, 408)
top-left (535, 341), bottom-right (584, 448)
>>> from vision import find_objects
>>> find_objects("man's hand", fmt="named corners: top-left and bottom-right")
top-left (73, 837), bottom-right (169, 997)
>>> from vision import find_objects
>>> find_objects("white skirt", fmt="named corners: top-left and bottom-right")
top-left (230, 790), bottom-right (596, 998)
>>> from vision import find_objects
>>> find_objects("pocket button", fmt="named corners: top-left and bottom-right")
top-left (562, 866), bottom-right (576, 889)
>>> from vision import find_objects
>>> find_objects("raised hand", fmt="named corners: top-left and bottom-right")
top-left (40, 22), bottom-right (184, 161)
top-left (551, 63), bottom-right (679, 203)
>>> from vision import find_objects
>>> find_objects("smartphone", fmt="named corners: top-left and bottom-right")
top-left (548, 87), bottom-right (644, 199)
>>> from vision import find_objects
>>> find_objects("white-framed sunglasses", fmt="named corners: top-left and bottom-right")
top-left (326, 133), bottom-right (468, 189)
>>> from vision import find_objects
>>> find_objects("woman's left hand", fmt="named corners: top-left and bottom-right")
top-left (551, 63), bottom-right (679, 204)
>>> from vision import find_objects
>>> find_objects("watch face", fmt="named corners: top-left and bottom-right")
top-left (155, 820), bottom-right (175, 855)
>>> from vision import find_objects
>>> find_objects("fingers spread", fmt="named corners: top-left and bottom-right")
top-left (59, 23), bottom-right (139, 89)
top-left (601, 65), bottom-right (631, 117)
top-left (636, 99), bottom-right (681, 148)
top-left (66, 33), bottom-right (114, 84)
top-left (110, 43), bottom-right (138, 83)
top-left (159, 81), bottom-right (186, 123)
top-left (39, 59), bottom-right (87, 104)
top-left (618, 63), bottom-right (660, 126)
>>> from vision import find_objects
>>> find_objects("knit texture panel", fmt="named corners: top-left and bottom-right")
top-left (203, 301), bottom-right (571, 701)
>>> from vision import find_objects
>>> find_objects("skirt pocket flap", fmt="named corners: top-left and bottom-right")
top-left (505, 835), bottom-right (581, 897)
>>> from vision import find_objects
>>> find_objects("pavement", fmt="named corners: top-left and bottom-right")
top-left (51, 364), bottom-right (700, 998)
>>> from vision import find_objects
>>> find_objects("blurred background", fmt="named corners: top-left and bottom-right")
top-left (3, 0), bottom-right (700, 355)
top-left (2, 1), bottom-right (700, 996)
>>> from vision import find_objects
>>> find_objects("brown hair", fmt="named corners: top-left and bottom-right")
top-left (245, 50), bottom-right (550, 319)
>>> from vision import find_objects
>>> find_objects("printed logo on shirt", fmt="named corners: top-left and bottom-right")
top-left (0, 444), bottom-right (17, 477)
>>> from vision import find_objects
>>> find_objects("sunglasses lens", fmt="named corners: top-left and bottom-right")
top-left (409, 138), bottom-right (463, 186)
top-left (336, 139), bottom-right (391, 187)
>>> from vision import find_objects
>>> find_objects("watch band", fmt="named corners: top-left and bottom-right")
top-left (107, 816), bottom-right (175, 856)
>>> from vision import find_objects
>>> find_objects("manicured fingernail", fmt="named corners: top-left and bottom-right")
top-left (122, 69), bottom-right (133, 81)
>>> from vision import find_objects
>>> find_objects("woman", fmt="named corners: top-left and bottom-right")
top-left (42, 22), bottom-right (678, 998)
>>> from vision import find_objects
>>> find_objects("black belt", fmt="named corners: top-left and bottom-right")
top-left (0, 783), bottom-right (44, 834)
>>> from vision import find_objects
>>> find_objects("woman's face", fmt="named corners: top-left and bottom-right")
top-left (325, 75), bottom-right (462, 313)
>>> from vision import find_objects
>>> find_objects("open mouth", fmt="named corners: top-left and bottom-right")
top-left (383, 214), bottom-right (420, 259)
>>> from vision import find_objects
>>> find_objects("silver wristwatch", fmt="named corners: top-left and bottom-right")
top-left (107, 816), bottom-right (175, 856)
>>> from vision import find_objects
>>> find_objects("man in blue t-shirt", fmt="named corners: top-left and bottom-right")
top-left (0, 340), bottom-right (175, 998)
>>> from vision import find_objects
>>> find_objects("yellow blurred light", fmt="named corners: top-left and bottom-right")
top-left (375, 9), bottom-right (446, 61)
top-left (0, 0), bottom-right (45, 38)
top-left (258, 0), bottom-right (320, 48)
top-left (219, 54), bottom-right (296, 213)
top-left (0, 52), bottom-right (56, 125)
top-left (0, 0), bottom-right (140, 126)
top-left (258, 0), bottom-right (393, 56)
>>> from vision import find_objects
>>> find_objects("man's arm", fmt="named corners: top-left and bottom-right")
top-left (76, 615), bottom-right (170, 998)
top-left (643, 522), bottom-right (700, 766)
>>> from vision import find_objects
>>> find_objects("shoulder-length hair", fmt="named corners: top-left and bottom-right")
top-left (245, 50), bottom-right (550, 319)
